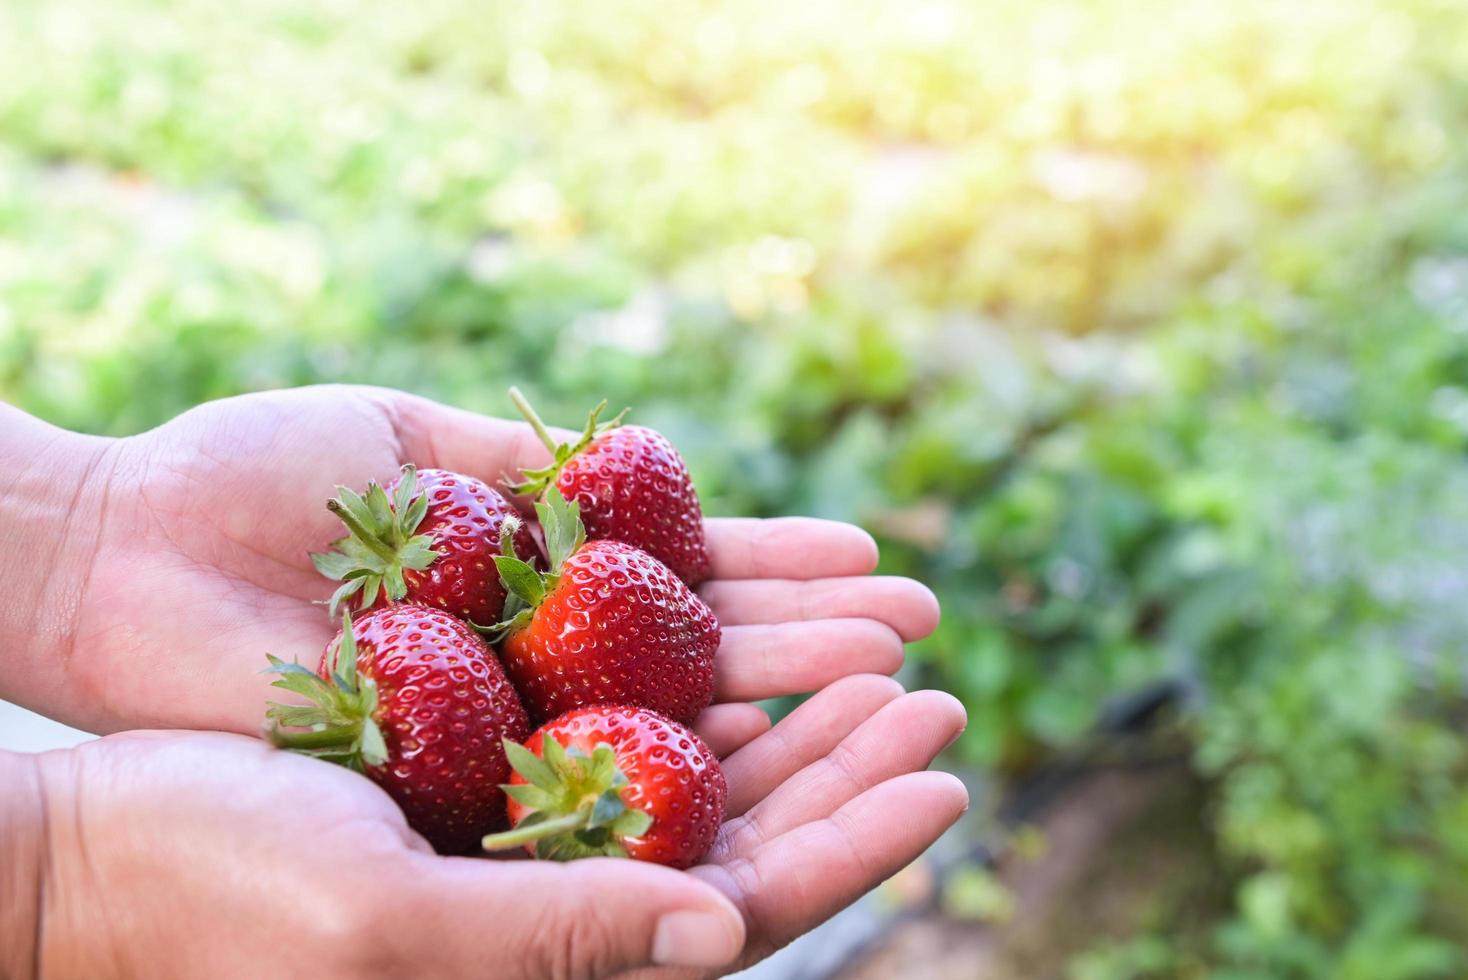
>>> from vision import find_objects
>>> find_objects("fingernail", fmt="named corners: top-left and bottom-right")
top-left (652, 910), bottom-right (741, 968)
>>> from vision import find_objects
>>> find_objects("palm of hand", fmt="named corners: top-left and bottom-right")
top-left (70, 385), bottom-right (939, 751)
top-left (73, 388), bottom-right (410, 733)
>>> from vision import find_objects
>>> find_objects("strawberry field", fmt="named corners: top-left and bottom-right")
top-left (5, 0), bottom-right (1468, 975)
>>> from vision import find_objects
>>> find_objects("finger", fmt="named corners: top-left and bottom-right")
top-left (409, 855), bottom-right (745, 975)
top-left (694, 772), bottom-right (968, 964)
top-left (692, 703), bottom-right (771, 758)
top-left (721, 674), bottom-right (905, 817)
top-left (699, 577), bottom-right (940, 642)
top-left (717, 690), bottom-right (966, 857)
top-left (385, 391), bottom-right (577, 502)
top-left (704, 517), bottom-right (878, 581)
top-left (713, 620), bottom-right (904, 703)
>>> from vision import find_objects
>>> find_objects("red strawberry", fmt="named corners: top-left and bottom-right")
top-left (482, 705), bottom-right (726, 869)
top-left (489, 488), bottom-right (719, 726)
top-left (266, 604), bottom-right (531, 854)
top-left (311, 464), bottom-right (541, 623)
top-left (508, 388), bottom-right (712, 586)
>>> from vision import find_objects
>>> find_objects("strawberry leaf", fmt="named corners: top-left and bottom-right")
top-left (360, 715), bottom-right (389, 768)
top-left (482, 728), bottom-right (650, 861)
top-left (503, 738), bottom-right (561, 794)
top-left (365, 482), bottom-right (394, 531)
top-left (494, 556), bottom-right (545, 608)
top-left (403, 494), bottom-right (429, 533)
top-left (611, 808), bottom-right (653, 839)
top-left (540, 730), bottom-right (572, 775)
top-left (392, 465), bottom-right (419, 519)
top-left (504, 783), bottom-right (558, 810)
top-left (264, 616), bottom-right (383, 772)
top-left (310, 551), bottom-right (360, 580)
top-left (588, 789), bottom-right (627, 829)
top-left (536, 487), bottom-right (586, 572)
top-left (309, 465), bottom-right (443, 616)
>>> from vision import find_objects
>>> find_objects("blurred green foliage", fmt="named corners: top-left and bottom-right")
top-left (5, 0), bottom-right (1468, 973)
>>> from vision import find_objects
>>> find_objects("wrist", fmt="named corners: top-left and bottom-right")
top-left (0, 750), bottom-right (46, 979)
top-left (0, 404), bottom-right (118, 712)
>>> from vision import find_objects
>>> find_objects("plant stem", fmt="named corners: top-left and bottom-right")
top-left (481, 811), bottom-right (589, 851)
top-left (509, 386), bottom-right (559, 453)
top-left (326, 499), bottom-right (399, 564)
top-left (268, 723), bottom-right (361, 750)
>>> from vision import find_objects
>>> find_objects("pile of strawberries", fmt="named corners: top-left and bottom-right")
top-left (265, 389), bottom-right (726, 868)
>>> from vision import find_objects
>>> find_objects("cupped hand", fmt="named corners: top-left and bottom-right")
top-left (32, 684), bottom-right (964, 979)
top-left (43, 385), bottom-right (938, 747)
top-left (640, 674), bottom-right (969, 977)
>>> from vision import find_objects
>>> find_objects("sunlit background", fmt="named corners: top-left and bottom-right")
top-left (5, 0), bottom-right (1468, 975)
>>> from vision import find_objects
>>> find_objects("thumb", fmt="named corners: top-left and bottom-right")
top-left (407, 855), bottom-right (746, 978)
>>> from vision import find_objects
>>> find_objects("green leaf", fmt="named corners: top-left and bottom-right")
top-left (611, 808), bottom-right (653, 838)
top-left (337, 540), bottom-right (389, 573)
top-left (338, 487), bottom-right (377, 533)
top-left (359, 717), bottom-right (389, 768)
top-left (336, 611), bottom-right (359, 685)
top-left (588, 789), bottom-right (628, 828)
top-left (516, 811), bottom-right (549, 831)
top-left (403, 494), bottom-right (429, 533)
top-left (540, 731), bottom-right (572, 776)
top-left (503, 738), bottom-right (561, 793)
top-left (266, 673), bottom-right (340, 714)
top-left (359, 676), bottom-right (378, 718)
top-left (495, 555), bottom-right (546, 607)
top-left (504, 783), bottom-right (558, 809)
top-left (393, 464), bottom-right (419, 518)
top-left (536, 487), bottom-right (586, 571)
top-left (587, 744), bottom-right (620, 787)
top-left (384, 565), bottom-right (408, 601)
top-left (365, 481), bottom-right (394, 530)
top-left (263, 703), bottom-right (328, 727)
top-left (399, 537), bottom-right (440, 570)
top-left (507, 463), bottom-right (559, 498)
top-left (262, 654), bottom-right (316, 678)
top-left (327, 579), bottom-right (366, 618)
top-left (310, 550), bottom-right (359, 580)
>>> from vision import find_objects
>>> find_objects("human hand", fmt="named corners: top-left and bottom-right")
top-left (16, 683), bottom-right (964, 979)
top-left (631, 673), bottom-right (969, 977)
top-left (18, 730), bottom-right (746, 978)
top-left (2, 385), bottom-right (939, 751)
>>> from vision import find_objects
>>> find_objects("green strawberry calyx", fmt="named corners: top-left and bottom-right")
top-left (480, 734), bottom-right (653, 860)
top-left (480, 487), bottom-right (585, 638)
top-left (309, 464), bottom-right (442, 617)
top-left (506, 386), bottom-right (627, 498)
top-left (263, 611), bottom-right (389, 772)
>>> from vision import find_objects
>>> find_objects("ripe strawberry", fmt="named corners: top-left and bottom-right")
top-left (507, 387), bottom-right (712, 586)
top-left (489, 488), bottom-right (719, 727)
top-left (265, 604), bottom-right (531, 854)
top-left (310, 464), bottom-right (541, 623)
top-left (482, 705), bottom-right (726, 869)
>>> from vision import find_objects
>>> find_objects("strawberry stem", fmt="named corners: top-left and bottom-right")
top-left (509, 386), bottom-right (559, 454)
top-left (325, 499), bottom-right (398, 564)
top-left (482, 811), bottom-right (590, 851)
top-left (268, 723), bottom-right (361, 750)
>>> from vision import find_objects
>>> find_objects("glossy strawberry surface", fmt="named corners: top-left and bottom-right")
top-left (388, 468), bottom-right (541, 624)
top-left (555, 425), bottom-right (712, 586)
top-left (322, 604), bottom-right (530, 853)
top-left (499, 539), bottom-right (719, 726)
top-left (506, 705), bottom-right (727, 868)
